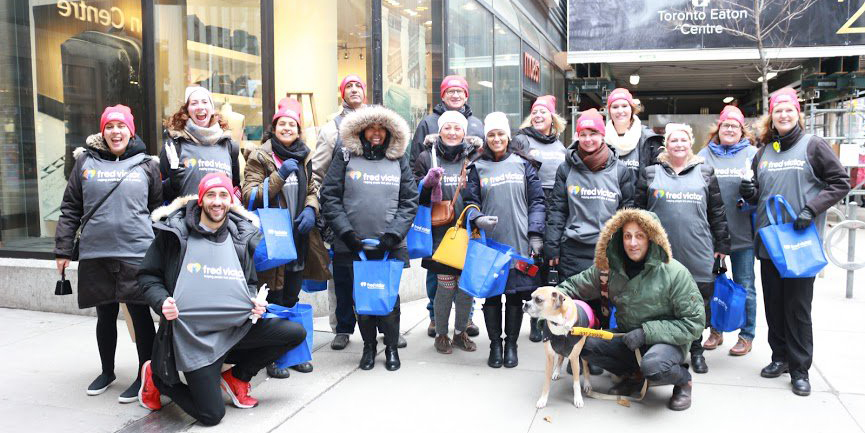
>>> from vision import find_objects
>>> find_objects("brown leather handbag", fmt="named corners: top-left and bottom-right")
top-left (430, 146), bottom-right (467, 227)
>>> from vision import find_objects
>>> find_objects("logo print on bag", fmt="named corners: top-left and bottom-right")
top-left (266, 228), bottom-right (289, 237)
top-left (360, 281), bottom-right (385, 290)
top-left (783, 240), bottom-right (813, 251)
top-left (347, 170), bottom-right (363, 180)
top-left (82, 169), bottom-right (97, 180)
top-left (186, 263), bottom-right (202, 273)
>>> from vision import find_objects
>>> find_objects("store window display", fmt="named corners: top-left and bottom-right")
top-left (382, 0), bottom-right (433, 133)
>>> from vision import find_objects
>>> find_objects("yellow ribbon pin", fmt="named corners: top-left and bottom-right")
top-left (772, 141), bottom-right (780, 152)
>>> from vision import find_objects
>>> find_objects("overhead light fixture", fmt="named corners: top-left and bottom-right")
top-left (723, 96), bottom-right (734, 103)
top-left (359, 52), bottom-right (364, 60)
top-left (404, 9), bottom-right (418, 16)
top-left (462, 2), bottom-right (477, 11)
top-left (344, 51), bottom-right (349, 60)
top-left (629, 73), bottom-right (640, 85)
top-left (423, 20), bottom-right (432, 26)
top-left (478, 80), bottom-right (493, 88)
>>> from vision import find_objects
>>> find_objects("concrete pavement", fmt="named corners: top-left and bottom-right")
top-left (1, 261), bottom-right (863, 433)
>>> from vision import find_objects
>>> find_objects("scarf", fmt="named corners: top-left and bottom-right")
top-left (604, 116), bottom-right (642, 156)
top-left (435, 137), bottom-right (466, 162)
top-left (578, 144), bottom-right (610, 172)
top-left (771, 124), bottom-right (803, 152)
top-left (270, 136), bottom-right (310, 163)
top-left (520, 126), bottom-right (557, 144)
top-left (623, 254), bottom-right (646, 280)
top-left (185, 119), bottom-right (225, 146)
top-left (433, 101), bottom-right (474, 119)
top-left (708, 138), bottom-right (751, 158)
top-left (360, 133), bottom-right (390, 160)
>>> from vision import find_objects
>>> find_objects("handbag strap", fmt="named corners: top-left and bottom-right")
top-left (247, 177), bottom-right (271, 211)
top-left (456, 204), bottom-right (480, 228)
top-left (357, 238), bottom-right (389, 261)
top-left (447, 160), bottom-right (468, 209)
top-left (79, 157), bottom-right (150, 233)
top-left (765, 195), bottom-right (797, 226)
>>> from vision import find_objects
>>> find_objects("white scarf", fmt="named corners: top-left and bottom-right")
top-left (604, 116), bottom-right (642, 156)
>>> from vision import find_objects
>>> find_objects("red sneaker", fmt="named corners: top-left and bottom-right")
top-left (138, 360), bottom-right (162, 411)
top-left (220, 369), bottom-right (258, 408)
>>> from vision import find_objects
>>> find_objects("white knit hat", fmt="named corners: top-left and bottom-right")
top-left (483, 112), bottom-right (511, 139)
top-left (437, 110), bottom-right (468, 133)
top-left (185, 86), bottom-right (214, 107)
top-left (664, 123), bottom-right (694, 144)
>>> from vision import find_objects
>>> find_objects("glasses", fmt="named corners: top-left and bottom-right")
top-left (720, 123), bottom-right (741, 130)
top-left (445, 89), bottom-right (465, 96)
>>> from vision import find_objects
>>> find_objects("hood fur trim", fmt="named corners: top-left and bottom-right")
top-left (422, 133), bottom-right (483, 150)
top-left (150, 194), bottom-right (259, 228)
top-left (76, 134), bottom-right (158, 162)
top-left (339, 106), bottom-right (409, 160)
top-left (594, 208), bottom-right (673, 272)
top-left (656, 151), bottom-right (704, 167)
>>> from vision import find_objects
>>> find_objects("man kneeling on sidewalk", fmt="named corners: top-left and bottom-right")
top-left (556, 209), bottom-right (704, 411)
top-left (137, 173), bottom-right (306, 425)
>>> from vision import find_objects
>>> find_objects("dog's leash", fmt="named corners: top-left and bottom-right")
top-left (570, 327), bottom-right (648, 404)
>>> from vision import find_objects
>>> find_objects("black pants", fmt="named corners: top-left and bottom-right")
top-left (760, 259), bottom-right (814, 379)
top-left (358, 295), bottom-right (401, 347)
top-left (95, 303), bottom-right (155, 377)
top-left (153, 318), bottom-right (306, 425)
top-left (266, 269), bottom-right (303, 308)
top-left (582, 338), bottom-right (691, 386)
top-left (689, 281), bottom-right (714, 357)
top-left (483, 291), bottom-right (531, 308)
top-left (332, 261), bottom-right (357, 334)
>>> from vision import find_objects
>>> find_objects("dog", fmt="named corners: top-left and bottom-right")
top-left (523, 286), bottom-right (599, 409)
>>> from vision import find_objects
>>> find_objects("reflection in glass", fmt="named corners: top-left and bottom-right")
top-left (493, 20), bottom-right (520, 129)
top-left (382, 0), bottom-right (432, 134)
top-left (447, 0), bottom-right (493, 119)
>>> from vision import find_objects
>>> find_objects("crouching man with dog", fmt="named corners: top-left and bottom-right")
top-left (557, 208), bottom-right (704, 411)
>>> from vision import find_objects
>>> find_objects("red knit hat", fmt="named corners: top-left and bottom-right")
top-left (531, 95), bottom-right (556, 113)
top-left (100, 105), bottom-right (135, 136)
top-left (606, 88), bottom-right (634, 111)
top-left (440, 75), bottom-right (470, 99)
top-left (198, 172), bottom-right (234, 206)
top-left (339, 75), bottom-right (366, 102)
top-left (769, 87), bottom-right (800, 113)
top-left (719, 105), bottom-right (745, 127)
top-left (273, 97), bottom-right (302, 125)
top-left (576, 109), bottom-right (605, 136)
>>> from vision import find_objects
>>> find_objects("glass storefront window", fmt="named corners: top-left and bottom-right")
top-left (382, 0), bottom-right (432, 135)
top-left (155, 1), bottom-right (262, 155)
top-left (447, 0), bottom-right (493, 120)
top-left (542, 58), bottom-right (553, 99)
top-left (491, 0), bottom-right (519, 33)
top-left (493, 19), bottom-right (520, 129)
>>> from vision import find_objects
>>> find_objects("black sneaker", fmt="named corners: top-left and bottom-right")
top-left (118, 379), bottom-right (140, 403)
top-left (87, 373), bottom-right (116, 396)
top-left (266, 362), bottom-right (291, 379)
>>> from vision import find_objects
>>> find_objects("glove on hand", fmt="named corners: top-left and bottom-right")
top-left (622, 328), bottom-right (646, 351)
top-left (294, 206), bottom-right (316, 234)
top-left (474, 215), bottom-right (498, 232)
top-left (377, 233), bottom-right (401, 251)
top-left (423, 167), bottom-right (444, 186)
top-left (739, 178), bottom-right (756, 200)
top-left (341, 231), bottom-right (364, 253)
top-left (278, 159), bottom-right (299, 179)
top-left (794, 207), bottom-right (815, 231)
top-left (169, 166), bottom-right (187, 190)
top-left (529, 235), bottom-right (544, 256)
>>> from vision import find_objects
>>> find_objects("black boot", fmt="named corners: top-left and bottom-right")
top-left (384, 346), bottom-right (401, 371)
top-left (483, 305), bottom-right (503, 368)
top-left (691, 354), bottom-right (708, 374)
top-left (503, 306), bottom-right (523, 368)
top-left (529, 317), bottom-right (543, 342)
top-left (359, 343), bottom-right (376, 370)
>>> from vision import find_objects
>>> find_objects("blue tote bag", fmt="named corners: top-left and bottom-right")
top-left (406, 181), bottom-right (433, 259)
top-left (301, 279), bottom-right (327, 293)
top-left (353, 239), bottom-right (403, 315)
top-left (458, 218), bottom-right (516, 299)
top-left (710, 272), bottom-right (747, 332)
top-left (263, 303), bottom-right (313, 368)
top-left (247, 177), bottom-right (297, 272)
top-left (758, 195), bottom-right (827, 278)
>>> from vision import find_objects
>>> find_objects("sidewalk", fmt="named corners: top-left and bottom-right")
top-left (1, 262), bottom-right (863, 433)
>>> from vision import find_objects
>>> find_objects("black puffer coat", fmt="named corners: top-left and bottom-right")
top-left (409, 101), bottom-right (484, 166)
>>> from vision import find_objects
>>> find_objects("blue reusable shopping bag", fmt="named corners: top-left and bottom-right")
top-left (406, 180), bottom-right (433, 259)
top-left (758, 195), bottom-right (827, 278)
top-left (264, 303), bottom-right (313, 368)
top-left (247, 177), bottom-right (297, 271)
top-left (458, 218), bottom-right (516, 298)
top-left (353, 239), bottom-right (403, 315)
top-left (609, 305), bottom-right (617, 330)
top-left (301, 279), bottom-right (327, 293)
top-left (710, 272), bottom-right (747, 332)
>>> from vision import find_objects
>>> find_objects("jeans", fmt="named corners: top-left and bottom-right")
top-left (425, 271), bottom-right (437, 320)
top-left (582, 338), bottom-right (690, 386)
top-left (729, 248), bottom-right (757, 341)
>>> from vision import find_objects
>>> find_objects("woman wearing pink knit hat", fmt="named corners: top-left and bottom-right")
top-left (604, 88), bottom-right (664, 182)
top-left (740, 87), bottom-right (849, 396)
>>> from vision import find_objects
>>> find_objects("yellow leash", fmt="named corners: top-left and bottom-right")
top-left (570, 327), bottom-right (648, 404)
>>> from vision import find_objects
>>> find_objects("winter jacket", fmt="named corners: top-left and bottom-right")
top-left (55, 134), bottom-right (162, 259)
top-left (137, 196), bottom-right (261, 385)
top-left (636, 154), bottom-right (731, 255)
top-left (557, 209), bottom-right (705, 359)
top-left (413, 134), bottom-right (482, 275)
top-left (310, 103), bottom-right (366, 190)
top-left (241, 139), bottom-right (320, 286)
top-left (545, 146), bottom-right (635, 276)
top-left (159, 127), bottom-right (241, 202)
top-left (320, 105), bottom-right (419, 265)
top-left (409, 101), bottom-right (484, 167)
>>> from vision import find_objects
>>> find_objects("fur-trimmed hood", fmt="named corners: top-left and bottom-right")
top-left (74, 133), bottom-right (157, 163)
top-left (338, 105), bottom-right (410, 160)
top-left (594, 208), bottom-right (673, 272)
top-left (655, 150), bottom-right (704, 170)
top-left (422, 133), bottom-right (483, 150)
top-left (150, 194), bottom-right (259, 228)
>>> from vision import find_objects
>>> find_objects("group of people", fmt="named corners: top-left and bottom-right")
top-left (54, 71), bottom-right (849, 424)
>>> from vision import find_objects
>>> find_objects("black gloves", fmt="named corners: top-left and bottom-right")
top-left (169, 166), bottom-right (187, 191)
top-left (794, 207), bottom-right (815, 231)
top-left (622, 328), bottom-right (646, 351)
top-left (377, 233), bottom-right (401, 252)
top-left (341, 231), bottom-right (364, 253)
top-left (739, 178), bottom-right (756, 200)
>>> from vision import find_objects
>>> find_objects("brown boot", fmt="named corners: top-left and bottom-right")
top-left (434, 335), bottom-right (453, 354)
top-left (729, 337), bottom-right (752, 356)
top-left (427, 320), bottom-right (436, 338)
top-left (668, 381), bottom-right (692, 411)
top-left (702, 330), bottom-right (723, 350)
top-left (452, 331), bottom-right (477, 352)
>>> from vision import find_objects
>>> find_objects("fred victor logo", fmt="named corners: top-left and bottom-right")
top-left (570, 184), bottom-right (617, 201)
top-left (347, 170), bottom-right (363, 180)
top-left (186, 261), bottom-right (244, 281)
top-left (481, 172), bottom-right (523, 188)
top-left (760, 158), bottom-right (805, 172)
top-left (347, 169), bottom-right (399, 186)
top-left (82, 169), bottom-right (96, 180)
top-left (81, 168), bottom-right (141, 182)
top-left (186, 263), bottom-right (202, 273)
top-left (653, 188), bottom-right (703, 203)
top-left (653, 189), bottom-right (666, 199)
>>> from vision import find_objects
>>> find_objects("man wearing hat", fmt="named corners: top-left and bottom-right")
top-left (136, 173), bottom-right (306, 425)
top-left (311, 74), bottom-right (368, 190)
top-left (410, 75), bottom-right (485, 166)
